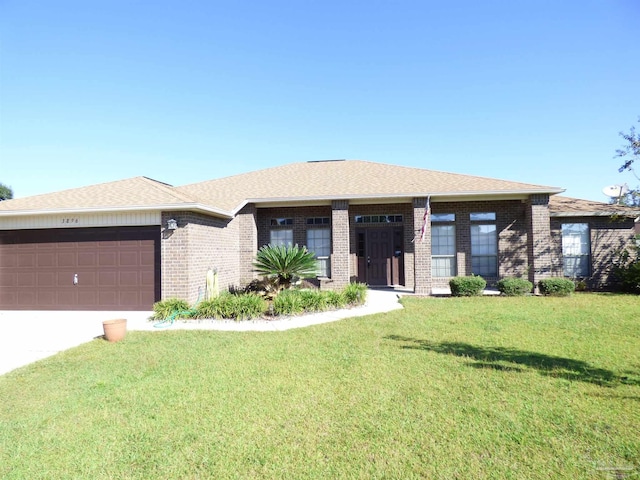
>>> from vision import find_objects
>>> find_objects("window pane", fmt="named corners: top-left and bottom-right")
top-left (270, 229), bottom-right (293, 247)
top-left (470, 212), bottom-right (496, 221)
top-left (432, 257), bottom-right (456, 277)
top-left (431, 213), bottom-right (455, 222)
top-left (306, 229), bottom-right (330, 257)
top-left (562, 223), bottom-right (589, 277)
top-left (472, 256), bottom-right (497, 277)
top-left (432, 225), bottom-right (455, 256)
top-left (471, 224), bottom-right (497, 255)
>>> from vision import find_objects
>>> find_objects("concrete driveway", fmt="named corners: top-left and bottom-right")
top-left (0, 310), bottom-right (153, 376)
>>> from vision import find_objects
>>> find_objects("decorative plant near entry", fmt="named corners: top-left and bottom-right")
top-left (253, 244), bottom-right (319, 291)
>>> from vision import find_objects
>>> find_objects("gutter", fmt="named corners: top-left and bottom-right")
top-left (0, 203), bottom-right (235, 219)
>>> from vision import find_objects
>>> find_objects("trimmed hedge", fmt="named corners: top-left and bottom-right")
top-left (449, 276), bottom-right (486, 296)
top-left (497, 277), bottom-right (533, 296)
top-left (538, 278), bottom-right (575, 296)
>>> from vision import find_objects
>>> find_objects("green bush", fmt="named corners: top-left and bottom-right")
top-left (194, 293), bottom-right (266, 320)
top-left (537, 278), bottom-right (575, 296)
top-left (449, 276), bottom-right (486, 296)
top-left (343, 282), bottom-right (367, 305)
top-left (323, 290), bottom-right (347, 309)
top-left (151, 298), bottom-right (192, 319)
top-left (497, 277), bottom-right (533, 296)
top-left (273, 289), bottom-right (305, 316)
top-left (298, 289), bottom-right (328, 312)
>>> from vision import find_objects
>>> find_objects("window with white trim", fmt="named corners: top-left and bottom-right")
top-left (306, 228), bottom-right (331, 277)
top-left (431, 214), bottom-right (456, 277)
top-left (471, 212), bottom-right (497, 277)
top-left (562, 223), bottom-right (590, 278)
top-left (270, 229), bottom-right (293, 247)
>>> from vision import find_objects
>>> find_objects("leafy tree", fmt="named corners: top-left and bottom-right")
top-left (253, 244), bottom-right (318, 291)
top-left (0, 183), bottom-right (13, 201)
top-left (615, 118), bottom-right (640, 206)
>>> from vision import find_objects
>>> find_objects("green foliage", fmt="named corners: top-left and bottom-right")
top-left (324, 290), bottom-right (346, 308)
top-left (0, 182), bottom-right (13, 201)
top-left (342, 282), bottom-right (367, 305)
top-left (253, 244), bottom-right (319, 290)
top-left (537, 278), bottom-right (575, 296)
top-left (272, 289), bottom-right (305, 316)
top-left (612, 235), bottom-right (640, 293)
top-left (449, 276), bottom-right (487, 296)
top-left (151, 298), bottom-right (191, 319)
top-left (496, 277), bottom-right (533, 296)
top-left (615, 118), bottom-right (640, 206)
top-left (194, 293), bottom-right (266, 320)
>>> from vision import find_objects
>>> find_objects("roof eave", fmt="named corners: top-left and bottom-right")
top-left (0, 203), bottom-right (235, 219)
top-left (234, 188), bottom-right (565, 211)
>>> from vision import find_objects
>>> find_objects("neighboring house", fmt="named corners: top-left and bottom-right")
top-left (0, 160), bottom-right (638, 310)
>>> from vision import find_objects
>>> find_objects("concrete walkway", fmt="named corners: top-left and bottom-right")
top-left (0, 288), bottom-right (405, 376)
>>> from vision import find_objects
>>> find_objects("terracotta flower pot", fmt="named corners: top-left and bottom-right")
top-left (102, 318), bottom-right (127, 342)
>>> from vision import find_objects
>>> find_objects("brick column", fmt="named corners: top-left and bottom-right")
top-left (237, 203), bottom-right (258, 285)
top-left (330, 200), bottom-right (350, 289)
top-left (160, 211), bottom-right (190, 300)
top-left (413, 197), bottom-right (432, 295)
top-left (527, 194), bottom-right (552, 290)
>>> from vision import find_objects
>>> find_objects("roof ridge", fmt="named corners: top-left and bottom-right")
top-left (138, 176), bottom-right (201, 203)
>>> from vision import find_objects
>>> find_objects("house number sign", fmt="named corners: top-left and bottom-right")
top-left (61, 218), bottom-right (80, 224)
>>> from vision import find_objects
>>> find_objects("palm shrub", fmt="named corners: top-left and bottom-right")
top-left (253, 244), bottom-right (319, 291)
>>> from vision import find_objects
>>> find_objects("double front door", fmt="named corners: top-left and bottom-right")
top-left (356, 227), bottom-right (404, 286)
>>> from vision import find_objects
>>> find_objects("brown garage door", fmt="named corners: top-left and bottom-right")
top-left (0, 226), bottom-right (160, 310)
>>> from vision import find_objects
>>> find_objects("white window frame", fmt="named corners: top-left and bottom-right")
top-left (562, 223), bottom-right (590, 278)
top-left (270, 229), bottom-right (293, 247)
top-left (306, 228), bottom-right (331, 277)
top-left (471, 213), bottom-right (497, 277)
top-left (431, 215), bottom-right (456, 277)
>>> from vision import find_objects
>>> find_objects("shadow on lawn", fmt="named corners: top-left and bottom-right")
top-left (385, 335), bottom-right (640, 388)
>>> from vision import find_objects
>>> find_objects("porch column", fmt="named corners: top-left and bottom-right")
top-left (237, 203), bottom-right (258, 286)
top-left (330, 199), bottom-right (350, 289)
top-left (413, 197), bottom-right (432, 295)
top-left (527, 194), bottom-right (552, 290)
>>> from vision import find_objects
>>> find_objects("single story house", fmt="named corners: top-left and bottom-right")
top-left (1, 160), bottom-right (638, 310)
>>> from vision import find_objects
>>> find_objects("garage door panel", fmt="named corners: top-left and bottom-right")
top-left (78, 252), bottom-right (96, 266)
top-left (119, 251), bottom-right (139, 266)
top-left (18, 253), bottom-right (35, 267)
top-left (38, 272), bottom-right (56, 287)
top-left (99, 252), bottom-right (117, 267)
top-left (37, 252), bottom-right (56, 267)
top-left (17, 272), bottom-right (36, 287)
top-left (98, 271), bottom-right (117, 286)
top-left (0, 226), bottom-right (159, 310)
top-left (57, 252), bottom-right (75, 267)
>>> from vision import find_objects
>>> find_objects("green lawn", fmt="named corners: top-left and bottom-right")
top-left (1, 294), bottom-right (639, 479)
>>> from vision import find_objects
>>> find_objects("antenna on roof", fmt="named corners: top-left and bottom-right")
top-left (601, 184), bottom-right (629, 204)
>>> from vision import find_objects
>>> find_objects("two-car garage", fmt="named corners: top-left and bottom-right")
top-left (0, 226), bottom-right (160, 310)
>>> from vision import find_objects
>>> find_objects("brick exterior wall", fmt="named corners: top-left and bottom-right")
top-left (428, 199), bottom-right (529, 288)
top-left (161, 211), bottom-right (238, 304)
top-left (550, 215), bottom-right (637, 290)
top-left (160, 197), bottom-right (633, 299)
top-left (526, 195), bottom-right (552, 289)
top-left (330, 200), bottom-right (350, 289)
top-left (413, 197), bottom-right (432, 295)
top-left (237, 204), bottom-right (258, 285)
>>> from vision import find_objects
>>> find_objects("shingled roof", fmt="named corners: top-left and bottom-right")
top-left (178, 160), bottom-right (563, 213)
top-left (0, 160), bottom-right (565, 216)
top-left (0, 176), bottom-right (215, 215)
top-left (549, 195), bottom-right (640, 218)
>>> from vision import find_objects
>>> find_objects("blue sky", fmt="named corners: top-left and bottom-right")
top-left (1, 0), bottom-right (638, 201)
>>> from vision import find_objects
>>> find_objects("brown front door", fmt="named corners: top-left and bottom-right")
top-left (0, 226), bottom-right (160, 310)
top-left (357, 227), bottom-right (404, 286)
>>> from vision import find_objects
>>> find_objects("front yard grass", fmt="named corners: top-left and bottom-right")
top-left (1, 294), bottom-right (639, 479)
